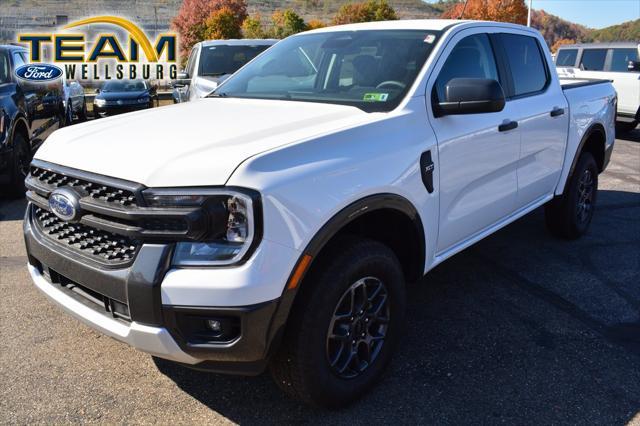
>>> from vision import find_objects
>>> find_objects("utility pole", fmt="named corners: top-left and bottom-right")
top-left (527, 0), bottom-right (533, 27)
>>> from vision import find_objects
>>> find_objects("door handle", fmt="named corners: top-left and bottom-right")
top-left (550, 107), bottom-right (565, 117)
top-left (498, 120), bottom-right (518, 132)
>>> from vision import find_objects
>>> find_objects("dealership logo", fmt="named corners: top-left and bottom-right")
top-left (49, 188), bottom-right (81, 222)
top-left (15, 64), bottom-right (63, 82)
top-left (18, 16), bottom-right (178, 81)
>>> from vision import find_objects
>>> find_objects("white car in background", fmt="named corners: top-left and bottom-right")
top-left (556, 42), bottom-right (640, 132)
top-left (172, 39), bottom-right (277, 103)
top-left (61, 76), bottom-right (87, 125)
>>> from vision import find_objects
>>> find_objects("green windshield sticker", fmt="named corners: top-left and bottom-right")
top-left (363, 93), bottom-right (389, 102)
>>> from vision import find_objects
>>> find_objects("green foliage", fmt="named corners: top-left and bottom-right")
top-left (587, 19), bottom-right (640, 42)
top-left (242, 14), bottom-right (266, 38)
top-left (204, 7), bottom-right (244, 40)
top-left (333, 0), bottom-right (397, 25)
top-left (270, 9), bottom-right (308, 38)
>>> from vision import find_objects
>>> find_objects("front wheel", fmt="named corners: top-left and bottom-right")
top-left (270, 237), bottom-right (406, 407)
top-left (545, 152), bottom-right (598, 239)
top-left (6, 132), bottom-right (31, 197)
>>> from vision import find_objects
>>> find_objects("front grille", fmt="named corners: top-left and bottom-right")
top-left (34, 207), bottom-right (140, 265)
top-left (30, 166), bottom-right (138, 207)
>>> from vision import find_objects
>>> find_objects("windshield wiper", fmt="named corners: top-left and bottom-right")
top-left (206, 92), bottom-right (229, 98)
top-left (202, 72), bottom-right (230, 77)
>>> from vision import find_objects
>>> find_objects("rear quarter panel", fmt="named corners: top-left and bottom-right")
top-left (556, 82), bottom-right (616, 195)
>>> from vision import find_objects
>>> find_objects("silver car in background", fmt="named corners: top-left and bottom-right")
top-left (172, 39), bottom-right (277, 103)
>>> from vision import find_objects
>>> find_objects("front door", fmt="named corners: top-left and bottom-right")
top-left (428, 30), bottom-right (521, 253)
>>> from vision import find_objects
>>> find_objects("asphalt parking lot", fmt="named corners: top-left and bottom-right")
top-left (1, 131), bottom-right (639, 424)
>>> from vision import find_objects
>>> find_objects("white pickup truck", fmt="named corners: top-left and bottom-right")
top-left (24, 20), bottom-right (616, 407)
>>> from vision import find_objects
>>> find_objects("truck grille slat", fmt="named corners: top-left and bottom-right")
top-left (30, 166), bottom-right (137, 207)
top-left (34, 207), bottom-right (140, 265)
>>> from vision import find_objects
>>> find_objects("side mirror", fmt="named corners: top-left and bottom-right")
top-left (628, 60), bottom-right (640, 72)
top-left (95, 88), bottom-right (101, 94)
top-left (172, 71), bottom-right (191, 87)
top-left (436, 78), bottom-right (505, 116)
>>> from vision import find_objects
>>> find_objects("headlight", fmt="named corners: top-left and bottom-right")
top-left (142, 189), bottom-right (259, 266)
top-left (94, 98), bottom-right (106, 107)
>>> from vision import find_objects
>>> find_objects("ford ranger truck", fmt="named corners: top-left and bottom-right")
top-left (23, 20), bottom-right (616, 407)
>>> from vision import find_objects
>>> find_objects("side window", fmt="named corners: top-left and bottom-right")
top-left (556, 49), bottom-right (578, 67)
top-left (185, 47), bottom-right (198, 77)
top-left (435, 33), bottom-right (499, 101)
top-left (579, 49), bottom-right (607, 71)
top-left (500, 33), bottom-right (548, 97)
top-left (0, 53), bottom-right (9, 83)
top-left (12, 52), bottom-right (26, 68)
top-left (609, 48), bottom-right (639, 72)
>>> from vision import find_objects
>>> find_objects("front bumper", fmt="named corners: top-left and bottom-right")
top-left (24, 205), bottom-right (291, 375)
top-left (28, 262), bottom-right (200, 364)
top-left (93, 103), bottom-right (149, 117)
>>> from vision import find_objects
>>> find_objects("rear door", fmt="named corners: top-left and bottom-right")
top-left (427, 29), bottom-right (521, 253)
top-left (606, 46), bottom-right (640, 116)
top-left (497, 32), bottom-right (569, 206)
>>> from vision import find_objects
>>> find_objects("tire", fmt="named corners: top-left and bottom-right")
top-left (78, 99), bottom-right (87, 121)
top-left (6, 132), bottom-right (31, 198)
top-left (64, 104), bottom-right (73, 126)
top-left (616, 120), bottom-right (637, 135)
top-left (270, 236), bottom-right (406, 408)
top-left (545, 151), bottom-right (598, 239)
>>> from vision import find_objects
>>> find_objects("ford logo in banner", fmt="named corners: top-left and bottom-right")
top-left (15, 63), bottom-right (63, 82)
top-left (48, 188), bottom-right (81, 222)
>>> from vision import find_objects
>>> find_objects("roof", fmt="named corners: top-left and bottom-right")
top-left (300, 19), bottom-right (540, 36)
top-left (198, 39), bottom-right (279, 47)
top-left (304, 19), bottom-right (467, 34)
top-left (0, 44), bottom-right (27, 52)
top-left (557, 42), bottom-right (640, 49)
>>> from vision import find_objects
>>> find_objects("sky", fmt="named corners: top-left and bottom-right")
top-left (425, 0), bottom-right (640, 29)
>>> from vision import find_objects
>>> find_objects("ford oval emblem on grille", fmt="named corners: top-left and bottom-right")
top-left (49, 188), bottom-right (81, 222)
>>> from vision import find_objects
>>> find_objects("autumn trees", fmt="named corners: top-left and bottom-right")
top-left (172, 0), bottom-right (399, 58)
top-left (440, 0), bottom-right (528, 25)
top-left (172, 0), bottom-right (247, 58)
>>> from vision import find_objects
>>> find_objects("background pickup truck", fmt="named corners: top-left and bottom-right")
top-left (24, 20), bottom-right (616, 408)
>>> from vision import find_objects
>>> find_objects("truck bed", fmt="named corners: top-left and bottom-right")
top-left (560, 78), bottom-right (613, 90)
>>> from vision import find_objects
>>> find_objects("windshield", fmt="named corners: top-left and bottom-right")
top-left (213, 30), bottom-right (441, 112)
top-left (102, 80), bottom-right (147, 92)
top-left (199, 45), bottom-right (272, 77)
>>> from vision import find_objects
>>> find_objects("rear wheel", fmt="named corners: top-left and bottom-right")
top-left (545, 151), bottom-right (598, 239)
top-left (78, 99), bottom-right (88, 121)
top-left (616, 120), bottom-right (637, 135)
top-left (270, 237), bottom-right (406, 408)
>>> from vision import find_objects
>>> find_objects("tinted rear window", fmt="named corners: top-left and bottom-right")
top-left (500, 33), bottom-right (548, 96)
top-left (610, 48), bottom-right (639, 72)
top-left (556, 49), bottom-right (578, 67)
top-left (580, 49), bottom-right (607, 71)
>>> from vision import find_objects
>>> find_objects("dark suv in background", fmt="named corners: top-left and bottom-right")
top-left (0, 45), bottom-right (64, 196)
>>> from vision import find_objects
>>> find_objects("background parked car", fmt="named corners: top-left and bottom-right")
top-left (0, 44), bottom-right (63, 196)
top-left (93, 80), bottom-right (158, 118)
top-left (62, 77), bottom-right (87, 125)
top-left (172, 39), bottom-right (277, 103)
top-left (556, 42), bottom-right (640, 132)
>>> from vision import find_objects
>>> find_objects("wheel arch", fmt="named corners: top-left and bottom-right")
top-left (560, 122), bottom-right (607, 196)
top-left (265, 193), bottom-right (426, 358)
top-left (9, 115), bottom-right (30, 146)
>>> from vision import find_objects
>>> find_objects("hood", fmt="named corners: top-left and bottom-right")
top-left (97, 90), bottom-right (149, 100)
top-left (35, 98), bottom-right (370, 187)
